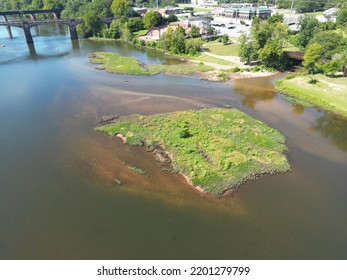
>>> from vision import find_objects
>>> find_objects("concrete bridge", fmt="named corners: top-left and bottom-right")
top-left (286, 51), bottom-right (305, 61)
top-left (0, 9), bottom-right (62, 39)
top-left (0, 9), bottom-right (113, 43)
top-left (0, 8), bottom-right (62, 19)
top-left (0, 19), bottom-right (84, 43)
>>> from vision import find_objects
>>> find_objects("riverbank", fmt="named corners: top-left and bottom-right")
top-left (90, 51), bottom-right (277, 82)
top-left (96, 108), bottom-right (290, 196)
top-left (275, 74), bottom-right (347, 118)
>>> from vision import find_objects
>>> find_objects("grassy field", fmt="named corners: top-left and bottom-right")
top-left (204, 42), bottom-right (240, 56)
top-left (275, 74), bottom-right (347, 118)
top-left (89, 52), bottom-right (213, 76)
top-left (97, 108), bottom-right (290, 196)
top-left (195, 53), bottom-right (235, 66)
top-left (193, 7), bottom-right (214, 13)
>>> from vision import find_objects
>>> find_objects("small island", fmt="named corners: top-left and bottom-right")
top-left (97, 108), bottom-right (290, 196)
top-left (89, 52), bottom-right (213, 76)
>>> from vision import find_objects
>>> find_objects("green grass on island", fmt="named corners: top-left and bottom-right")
top-left (97, 108), bottom-right (290, 196)
top-left (275, 74), bottom-right (347, 118)
top-left (89, 52), bottom-right (213, 76)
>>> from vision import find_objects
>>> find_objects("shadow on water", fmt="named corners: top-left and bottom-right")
top-left (232, 76), bottom-right (277, 108)
top-left (310, 111), bottom-right (347, 152)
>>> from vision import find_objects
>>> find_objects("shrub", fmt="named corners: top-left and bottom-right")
top-left (230, 67), bottom-right (240, 72)
top-left (308, 78), bottom-right (318, 85)
top-left (218, 71), bottom-right (229, 80)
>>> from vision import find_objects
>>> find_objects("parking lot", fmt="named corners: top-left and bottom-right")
top-left (211, 17), bottom-right (251, 38)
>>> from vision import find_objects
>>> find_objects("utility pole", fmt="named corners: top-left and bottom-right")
top-left (288, 0), bottom-right (295, 24)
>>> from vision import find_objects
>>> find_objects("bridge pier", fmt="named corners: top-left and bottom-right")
top-left (23, 22), bottom-right (34, 44)
top-left (2, 15), bottom-right (13, 39)
top-left (67, 21), bottom-right (78, 40)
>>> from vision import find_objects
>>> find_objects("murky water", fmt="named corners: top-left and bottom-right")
top-left (1, 24), bottom-right (347, 259)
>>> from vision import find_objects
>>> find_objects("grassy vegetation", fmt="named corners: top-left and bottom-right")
top-left (97, 108), bottom-right (290, 196)
top-left (193, 7), bottom-right (214, 13)
top-left (204, 42), bottom-right (240, 56)
top-left (283, 42), bottom-right (300, 52)
top-left (89, 52), bottom-right (213, 76)
top-left (303, 11), bottom-right (324, 16)
top-left (194, 53), bottom-right (235, 66)
top-left (133, 29), bottom-right (149, 36)
top-left (275, 74), bottom-right (347, 118)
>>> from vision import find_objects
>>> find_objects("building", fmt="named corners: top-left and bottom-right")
top-left (323, 7), bottom-right (338, 22)
top-left (133, 7), bottom-right (148, 16)
top-left (224, 7), bottom-right (272, 20)
top-left (159, 7), bottom-right (184, 15)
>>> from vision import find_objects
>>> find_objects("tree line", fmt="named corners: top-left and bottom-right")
top-left (0, 0), bottom-right (182, 14)
top-left (239, 3), bottom-right (347, 76)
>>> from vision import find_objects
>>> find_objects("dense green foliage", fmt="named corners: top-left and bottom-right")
top-left (143, 10), bottom-right (163, 29)
top-left (0, 0), bottom-right (181, 14)
top-left (239, 14), bottom-right (291, 70)
top-left (158, 26), bottom-right (203, 55)
top-left (97, 108), bottom-right (290, 195)
top-left (276, 0), bottom-right (341, 12)
top-left (77, 11), bottom-right (104, 38)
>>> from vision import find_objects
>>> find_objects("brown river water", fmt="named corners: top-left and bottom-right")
top-left (0, 25), bottom-right (346, 259)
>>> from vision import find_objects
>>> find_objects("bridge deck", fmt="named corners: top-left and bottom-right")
top-left (0, 9), bottom-right (62, 16)
top-left (0, 19), bottom-right (83, 28)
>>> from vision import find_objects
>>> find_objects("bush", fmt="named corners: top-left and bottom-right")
top-left (167, 14), bottom-right (178, 23)
top-left (218, 71), bottom-right (229, 80)
top-left (131, 38), bottom-right (138, 45)
top-left (308, 78), bottom-right (318, 84)
top-left (251, 66), bottom-right (262, 72)
top-left (230, 67), bottom-right (240, 73)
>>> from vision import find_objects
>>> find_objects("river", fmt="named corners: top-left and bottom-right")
top-left (1, 24), bottom-right (347, 259)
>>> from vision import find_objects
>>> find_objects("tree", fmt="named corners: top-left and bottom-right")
top-left (309, 31), bottom-right (346, 59)
top-left (239, 33), bottom-right (255, 65)
top-left (107, 20), bottom-right (123, 39)
top-left (335, 51), bottom-right (347, 77)
top-left (324, 50), bottom-right (347, 77)
top-left (143, 11), bottom-right (163, 29)
top-left (221, 34), bottom-right (229, 45)
top-left (166, 14), bottom-right (178, 23)
top-left (267, 13), bottom-right (284, 25)
top-left (126, 17), bottom-right (144, 32)
top-left (188, 25), bottom-right (200, 38)
top-left (297, 15), bottom-right (320, 49)
top-left (121, 27), bottom-right (132, 42)
top-left (170, 27), bottom-right (185, 54)
top-left (336, 2), bottom-right (347, 26)
top-left (91, 0), bottom-right (114, 18)
top-left (30, 0), bottom-right (43, 9)
top-left (303, 43), bottom-right (323, 74)
top-left (77, 11), bottom-right (104, 38)
top-left (159, 26), bottom-right (173, 51)
top-left (295, 0), bottom-right (324, 13)
top-left (259, 38), bottom-right (288, 70)
top-left (185, 38), bottom-right (203, 55)
top-left (111, 0), bottom-right (131, 17)
top-left (43, 0), bottom-right (63, 10)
